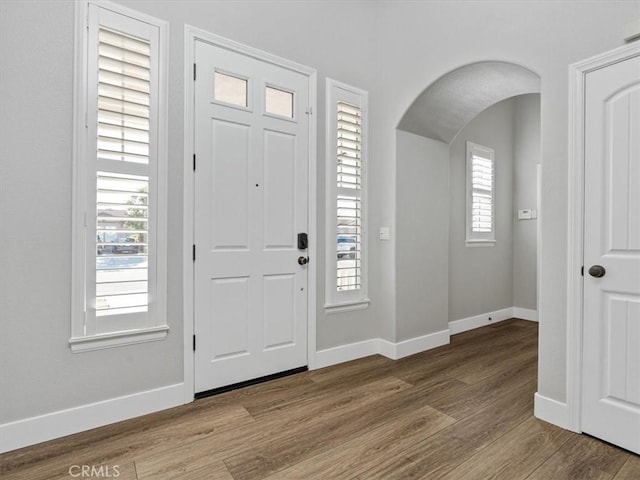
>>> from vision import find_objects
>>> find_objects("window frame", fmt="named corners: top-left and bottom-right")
top-left (324, 78), bottom-right (370, 312)
top-left (466, 141), bottom-right (496, 247)
top-left (71, 0), bottom-right (169, 352)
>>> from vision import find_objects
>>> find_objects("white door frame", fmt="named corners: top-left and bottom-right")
top-left (182, 25), bottom-right (317, 403)
top-left (566, 41), bottom-right (640, 432)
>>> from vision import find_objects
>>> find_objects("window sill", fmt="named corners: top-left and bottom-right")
top-left (69, 326), bottom-right (169, 353)
top-left (324, 298), bottom-right (371, 314)
top-left (465, 240), bottom-right (496, 248)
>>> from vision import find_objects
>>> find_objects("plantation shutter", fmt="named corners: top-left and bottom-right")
top-left (71, 1), bottom-right (168, 351)
top-left (470, 152), bottom-right (493, 233)
top-left (95, 27), bottom-right (152, 317)
top-left (336, 101), bottom-right (362, 291)
top-left (98, 28), bottom-right (151, 165)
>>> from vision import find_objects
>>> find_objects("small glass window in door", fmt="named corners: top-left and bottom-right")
top-left (214, 71), bottom-right (248, 107)
top-left (265, 86), bottom-right (294, 118)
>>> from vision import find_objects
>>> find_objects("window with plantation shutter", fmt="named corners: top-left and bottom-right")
top-left (326, 79), bottom-right (370, 311)
top-left (466, 142), bottom-right (496, 246)
top-left (96, 28), bottom-right (151, 318)
top-left (71, 1), bottom-right (168, 351)
top-left (336, 101), bottom-right (362, 291)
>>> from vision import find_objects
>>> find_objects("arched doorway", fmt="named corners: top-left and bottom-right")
top-left (395, 60), bottom-right (541, 345)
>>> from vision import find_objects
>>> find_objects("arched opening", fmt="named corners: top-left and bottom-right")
top-left (397, 61), bottom-right (540, 142)
top-left (395, 61), bottom-right (542, 347)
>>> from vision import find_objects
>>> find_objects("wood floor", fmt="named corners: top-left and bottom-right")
top-left (1, 319), bottom-right (638, 479)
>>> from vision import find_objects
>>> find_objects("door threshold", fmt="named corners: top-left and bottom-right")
top-left (195, 366), bottom-right (308, 400)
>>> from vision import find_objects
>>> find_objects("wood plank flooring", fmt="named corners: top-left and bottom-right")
top-left (1, 319), bottom-right (638, 479)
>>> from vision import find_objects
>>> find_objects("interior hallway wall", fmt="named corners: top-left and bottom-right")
top-left (513, 94), bottom-right (541, 311)
top-left (396, 131), bottom-right (450, 341)
top-left (449, 98), bottom-right (515, 321)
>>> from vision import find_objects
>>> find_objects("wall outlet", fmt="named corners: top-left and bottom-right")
top-left (379, 227), bottom-right (390, 241)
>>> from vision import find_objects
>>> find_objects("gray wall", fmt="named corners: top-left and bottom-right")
top-left (375, 0), bottom-right (638, 403)
top-left (513, 94), bottom-right (541, 311)
top-left (1, 0), bottom-right (178, 424)
top-left (398, 95), bottom-right (539, 330)
top-left (396, 131), bottom-right (450, 341)
top-left (0, 0), bottom-right (380, 424)
top-left (449, 98), bottom-right (515, 321)
top-left (1, 0), bottom-right (637, 428)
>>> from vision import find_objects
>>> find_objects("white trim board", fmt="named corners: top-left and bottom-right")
top-left (0, 383), bottom-right (184, 453)
top-left (315, 329), bottom-right (450, 369)
top-left (316, 307), bottom-right (539, 370)
top-left (534, 392), bottom-right (576, 432)
top-left (380, 330), bottom-right (450, 360)
top-left (513, 307), bottom-right (538, 322)
top-left (449, 307), bottom-right (538, 335)
top-left (314, 338), bottom-right (380, 369)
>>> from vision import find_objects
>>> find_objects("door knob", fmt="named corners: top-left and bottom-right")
top-left (298, 256), bottom-right (309, 266)
top-left (588, 265), bottom-right (606, 278)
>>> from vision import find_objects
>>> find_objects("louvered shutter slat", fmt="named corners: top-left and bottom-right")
top-left (95, 28), bottom-right (151, 317)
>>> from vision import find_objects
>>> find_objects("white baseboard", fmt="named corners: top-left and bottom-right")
top-left (316, 305), bottom-right (541, 371)
top-left (315, 329), bottom-right (451, 369)
top-left (534, 392), bottom-right (575, 431)
top-left (0, 383), bottom-right (184, 453)
top-left (380, 329), bottom-right (450, 360)
top-left (513, 307), bottom-right (538, 322)
top-left (448, 307), bottom-right (514, 335)
top-left (314, 339), bottom-right (380, 369)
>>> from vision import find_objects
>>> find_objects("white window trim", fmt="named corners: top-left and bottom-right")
top-left (325, 78), bottom-right (369, 310)
top-left (71, 0), bottom-right (169, 352)
top-left (466, 141), bottom-right (496, 247)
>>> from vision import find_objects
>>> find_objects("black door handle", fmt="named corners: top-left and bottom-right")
top-left (298, 256), bottom-right (309, 266)
top-left (588, 265), bottom-right (606, 278)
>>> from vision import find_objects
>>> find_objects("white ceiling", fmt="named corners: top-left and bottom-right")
top-left (397, 61), bottom-right (541, 143)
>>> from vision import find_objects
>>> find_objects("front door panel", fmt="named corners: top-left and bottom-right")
top-left (194, 40), bottom-right (310, 392)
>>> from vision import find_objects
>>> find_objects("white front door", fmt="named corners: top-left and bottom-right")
top-left (582, 52), bottom-right (640, 454)
top-left (194, 39), bottom-right (311, 393)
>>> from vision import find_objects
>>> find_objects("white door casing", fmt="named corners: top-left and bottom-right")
top-left (581, 51), bottom-right (640, 454)
top-left (192, 37), bottom-right (314, 393)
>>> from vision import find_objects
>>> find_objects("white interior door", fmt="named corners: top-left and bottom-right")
top-left (194, 39), bottom-right (310, 393)
top-left (582, 52), bottom-right (640, 454)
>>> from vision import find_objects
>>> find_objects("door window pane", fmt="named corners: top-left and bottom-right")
top-left (265, 86), bottom-right (293, 118)
top-left (214, 72), bottom-right (248, 107)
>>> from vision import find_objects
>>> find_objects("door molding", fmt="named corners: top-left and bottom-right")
top-left (183, 25), bottom-right (317, 403)
top-left (566, 41), bottom-right (640, 432)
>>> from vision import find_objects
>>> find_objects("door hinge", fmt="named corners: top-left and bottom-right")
top-left (193, 154), bottom-right (196, 171)
top-left (193, 244), bottom-right (196, 261)
top-left (581, 265), bottom-right (584, 276)
top-left (305, 107), bottom-right (313, 115)
top-left (193, 334), bottom-right (196, 351)
top-left (193, 63), bottom-right (197, 81)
